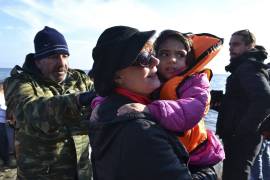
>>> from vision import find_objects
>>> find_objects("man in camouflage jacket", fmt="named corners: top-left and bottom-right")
top-left (4, 26), bottom-right (95, 179)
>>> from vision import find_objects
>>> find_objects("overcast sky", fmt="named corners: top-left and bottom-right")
top-left (0, 0), bottom-right (269, 74)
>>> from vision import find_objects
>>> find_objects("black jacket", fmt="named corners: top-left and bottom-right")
top-left (216, 46), bottom-right (270, 138)
top-left (89, 94), bottom-right (192, 180)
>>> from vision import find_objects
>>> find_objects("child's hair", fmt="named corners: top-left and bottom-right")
top-left (154, 30), bottom-right (196, 69)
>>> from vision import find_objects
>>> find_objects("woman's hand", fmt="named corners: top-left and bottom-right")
top-left (117, 103), bottom-right (149, 116)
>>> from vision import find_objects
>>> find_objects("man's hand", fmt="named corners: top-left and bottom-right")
top-left (77, 90), bottom-right (96, 107)
top-left (210, 90), bottom-right (224, 111)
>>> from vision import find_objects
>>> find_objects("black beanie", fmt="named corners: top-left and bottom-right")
top-left (91, 26), bottom-right (155, 96)
top-left (34, 26), bottom-right (69, 60)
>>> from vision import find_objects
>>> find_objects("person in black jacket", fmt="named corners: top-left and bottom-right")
top-left (258, 62), bottom-right (270, 139)
top-left (89, 26), bottom-right (192, 180)
top-left (214, 29), bottom-right (270, 180)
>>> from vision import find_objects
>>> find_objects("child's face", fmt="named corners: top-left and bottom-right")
top-left (157, 38), bottom-right (188, 80)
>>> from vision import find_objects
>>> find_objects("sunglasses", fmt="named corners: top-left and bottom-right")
top-left (132, 51), bottom-right (155, 67)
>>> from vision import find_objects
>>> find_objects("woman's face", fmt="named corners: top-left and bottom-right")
top-left (157, 38), bottom-right (188, 80)
top-left (115, 51), bottom-right (161, 96)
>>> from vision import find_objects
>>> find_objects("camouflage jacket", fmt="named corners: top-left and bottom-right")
top-left (4, 60), bottom-right (93, 179)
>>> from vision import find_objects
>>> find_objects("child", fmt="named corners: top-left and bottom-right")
top-left (116, 30), bottom-right (225, 179)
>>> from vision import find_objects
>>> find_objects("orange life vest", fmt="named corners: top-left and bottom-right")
top-left (159, 33), bottom-right (223, 152)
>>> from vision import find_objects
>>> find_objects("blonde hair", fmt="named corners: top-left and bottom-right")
top-left (142, 41), bottom-right (154, 53)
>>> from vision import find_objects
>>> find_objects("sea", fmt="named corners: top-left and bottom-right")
top-left (0, 68), bottom-right (228, 132)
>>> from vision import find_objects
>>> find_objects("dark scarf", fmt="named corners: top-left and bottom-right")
top-left (225, 45), bottom-right (268, 73)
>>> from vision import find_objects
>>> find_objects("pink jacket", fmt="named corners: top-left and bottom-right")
top-left (147, 73), bottom-right (210, 132)
top-left (148, 73), bottom-right (224, 166)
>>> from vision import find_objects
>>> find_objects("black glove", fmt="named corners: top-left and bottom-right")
top-left (210, 90), bottom-right (224, 111)
top-left (78, 90), bottom-right (96, 107)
